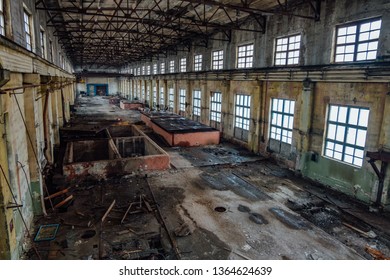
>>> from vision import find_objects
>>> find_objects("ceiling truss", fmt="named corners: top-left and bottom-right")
top-left (36, 0), bottom-right (321, 69)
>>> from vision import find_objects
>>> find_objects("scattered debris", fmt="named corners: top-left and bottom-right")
top-left (343, 222), bottom-right (377, 238)
top-left (101, 200), bottom-right (116, 223)
top-left (142, 195), bottom-right (153, 212)
top-left (34, 224), bottom-right (60, 242)
top-left (121, 202), bottom-right (138, 224)
top-left (54, 195), bottom-right (74, 209)
top-left (365, 245), bottom-right (390, 260)
top-left (117, 230), bottom-right (132, 236)
top-left (222, 247), bottom-right (251, 260)
top-left (174, 223), bottom-right (192, 237)
top-left (45, 188), bottom-right (70, 200)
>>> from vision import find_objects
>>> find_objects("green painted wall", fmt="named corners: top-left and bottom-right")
top-left (301, 152), bottom-right (377, 204)
top-left (31, 181), bottom-right (42, 215)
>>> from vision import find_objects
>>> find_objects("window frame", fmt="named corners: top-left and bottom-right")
top-left (0, 0), bottom-right (5, 36)
top-left (160, 86), bottom-right (165, 107)
top-left (180, 57), bottom-right (187, 72)
top-left (324, 104), bottom-right (370, 167)
top-left (237, 43), bottom-right (254, 68)
top-left (334, 17), bottom-right (382, 63)
top-left (210, 92), bottom-right (222, 123)
top-left (274, 34), bottom-right (301, 66)
top-left (212, 50), bottom-right (224, 70)
top-left (194, 54), bottom-right (202, 71)
top-left (146, 85), bottom-right (150, 102)
top-left (141, 84), bottom-right (145, 100)
top-left (160, 62), bottom-right (165, 74)
top-left (193, 89), bottom-right (201, 117)
top-left (270, 98), bottom-right (295, 145)
top-left (40, 27), bottom-right (46, 59)
top-left (234, 94), bottom-right (251, 141)
top-left (169, 88), bottom-right (174, 111)
top-left (23, 9), bottom-right (33, 51)
top-left (153, 63), bottom-right (157, 75)
top-left (169, 60), bottom-right (175, 73)
top-left (179, 89), bottom-right (186, 112)
top-left (152, 86), bottom-right (157, 106)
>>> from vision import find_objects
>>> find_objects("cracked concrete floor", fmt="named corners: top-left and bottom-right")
top-left (27, 96), bottom-right (390, 260)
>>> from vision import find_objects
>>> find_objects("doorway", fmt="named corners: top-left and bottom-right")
top-left (87, 84), bottom-right (108, 96)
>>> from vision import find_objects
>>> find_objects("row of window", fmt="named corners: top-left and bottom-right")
top-left (270, 100), bottom-right (369, 167)
top-left (130, 17), bottom-right (382, 75)
top-left (130, 85), bottom-right (370, 167)
top-left (0, 1), bottom-right (69, 70)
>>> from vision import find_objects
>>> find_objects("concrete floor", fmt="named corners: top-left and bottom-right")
top-left (26, 96), bottom-right (390, 260)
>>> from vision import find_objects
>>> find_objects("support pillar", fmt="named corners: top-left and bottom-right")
top-left (297, 78), bottom-right (315, 171)
top-left (23, 74), bottom-right (44, 215)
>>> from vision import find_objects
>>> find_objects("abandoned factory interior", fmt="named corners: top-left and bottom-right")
top-left (0, 0), bottom-right (389, 260)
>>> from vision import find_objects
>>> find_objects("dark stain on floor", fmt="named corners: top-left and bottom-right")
top-left (269, 207), bottom-right (312, 230)
top-left (200, 170), bottom-right (271, 201)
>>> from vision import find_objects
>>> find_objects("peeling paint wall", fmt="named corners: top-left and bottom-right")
top-left (0, 0), bottom-right (75, 258)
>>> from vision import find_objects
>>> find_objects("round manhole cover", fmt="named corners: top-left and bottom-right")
top-left (81, 230), bottom-right (96, 239)
top-left (214, 206), bottom-right (227, 212)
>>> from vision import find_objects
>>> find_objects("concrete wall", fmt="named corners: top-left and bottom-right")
top-left (0, 72), bottom-right (74, 259)
top-left (4, 0), bottom-right (72, 71)
top-left (78, 77), bottom-right (119, 96)
top-left (123, 0), bottom-right (390, 211)
top-left (0, 0), bottom-right (76, 259)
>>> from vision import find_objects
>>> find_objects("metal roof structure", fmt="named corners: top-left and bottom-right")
top-left (36, 0), bottom-right (320, 69)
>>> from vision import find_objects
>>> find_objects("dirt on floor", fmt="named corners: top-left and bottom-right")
top-left (25, 96), bottom-right (390, 260)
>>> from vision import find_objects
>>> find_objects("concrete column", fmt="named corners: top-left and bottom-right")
top-left (379, 92), bottom-right (390, 150)
top-left (3, 73), bottom-right (34, 259)
top-left (377, 91), bottom-right (390, 207)
top-left (223, 80), bottom-right (232, 136)
top-left (297, 79), bottom-right (315, 170)
top-left (129, 79), bottom-right (132, 100)
top-left (148, 80), bottom-right (152, 105)
top-left (63, 84), bottom-right (71, 123)
top-left (174, 80), bottom-right (178, 114)
top-left (0, 95), bottom-right (12, 259)
top-left (201, 80), bottom-right (208, 124)
top-left (155, 80), bottom-right (160, 109)
top-left (52, 87), bottom-right (61, 145)
top-left (251, 81), bottom-right (263, 153)
top-left (162, 79), bottom-right (167, 109)
top-left (143, 80), bottom-right (147, 103)
top-left (138, 80), bottom-right (142, 100)
top-left (130, 80), bottom-right (134, 100)
top-left (186, 80), bottom-right (192, 117)
top-left (41, 79), bottom-right (54, 164)
top-left (23, 74), bottom-right (44, 215)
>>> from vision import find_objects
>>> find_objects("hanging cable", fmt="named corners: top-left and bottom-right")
top-left (13, 94), bottom-right (54, 212)
top-left (0, 163), bottom-right (41, 260)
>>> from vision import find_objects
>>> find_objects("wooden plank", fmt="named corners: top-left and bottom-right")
top-left (101, 200), bottom-right (116, 223)
top-left (121, 202), bottom-right (134, 224)
top-left (54, 195), bottom-right (74, 208)
top-left (142, 195), bottom-right (153, 212)
top-left (342, 222), bottom-right (377, 238)
top-left (45, 188), bottom-right (70, 200)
